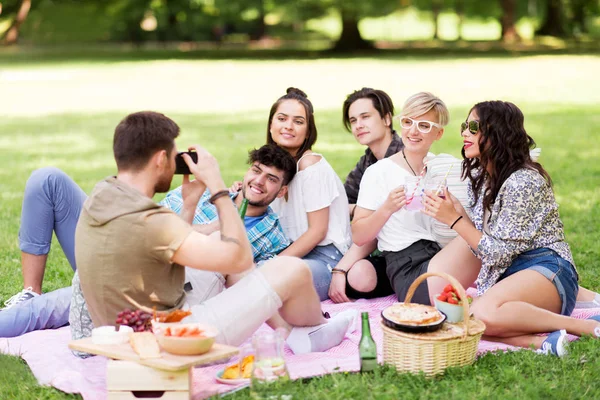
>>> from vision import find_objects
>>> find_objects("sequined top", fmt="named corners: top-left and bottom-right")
top-left (468, 168), bottom-right (576, 295)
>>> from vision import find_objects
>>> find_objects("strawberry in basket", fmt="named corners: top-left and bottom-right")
top-left (436, 284), bottom-right (472, 306)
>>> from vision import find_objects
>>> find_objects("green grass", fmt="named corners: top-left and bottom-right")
top-left (0, 50), bottom-right (599, 399)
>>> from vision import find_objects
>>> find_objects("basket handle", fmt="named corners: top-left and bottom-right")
top-left (404, 271), bottom-right (471, 337)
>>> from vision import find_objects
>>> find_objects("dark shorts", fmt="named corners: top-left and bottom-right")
top-left (345, 255), bottom-right (393, 299)
top-left (383, 239), bottom-right (441, 305)
top-left (499, 248), bottom-right (579, 316)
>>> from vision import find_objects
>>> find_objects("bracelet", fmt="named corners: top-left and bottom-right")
top-left (209, 190), bottom-right (230, 204)
top-left (450, 215), bottom-right (464, 229)
top-left (331, 268), bottom-right (348, 277)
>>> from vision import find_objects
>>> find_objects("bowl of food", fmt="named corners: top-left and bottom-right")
top-left (216, 354), bottom-right (254, 384)
top-left (153, 322), bottom-right (218, 356)
top-left (434, 284), bottom-right (473, 323)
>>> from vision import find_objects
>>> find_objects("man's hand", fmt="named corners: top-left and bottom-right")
top-left (229, 181), bottom-right (242, 193)
top-left (181, 175), bottom-right (206, 207)
top-left (183, 145), bottom-right (226, 192)
top-left (328, 273), bottom-right (351, 303)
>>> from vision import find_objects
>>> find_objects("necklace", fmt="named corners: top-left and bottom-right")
top-left (402, 149), bottom-right (417, 176)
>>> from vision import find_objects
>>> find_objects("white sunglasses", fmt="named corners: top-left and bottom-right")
top-left (399, 116), bottom-right (442, 134)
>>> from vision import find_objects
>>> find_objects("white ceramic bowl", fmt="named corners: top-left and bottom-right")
top-left (91, 325), bottom-right (133, 345)
top-left (153, 322), bottom-right (218, 356)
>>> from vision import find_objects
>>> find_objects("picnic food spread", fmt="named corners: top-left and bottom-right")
top-left (91, 325), bottom-right (133, 345)
top-left (383, 303), bottom-right (443, 325)
top-left (115, 308), bottom-right (192, 332)
top-left (222, 355), bottom-right (255, 379)
top-left (436, 284), bottom-right (473, 305)
top-left (381, 303), bottom-right (446, 333)
top-left (129, 332), bottom-right (161, 359)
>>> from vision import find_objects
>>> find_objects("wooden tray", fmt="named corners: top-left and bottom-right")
top-left (69, 337), bottom-right (238, 371)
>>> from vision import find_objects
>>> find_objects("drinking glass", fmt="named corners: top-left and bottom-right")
top-left (404, 175), bottom-right (424, 211)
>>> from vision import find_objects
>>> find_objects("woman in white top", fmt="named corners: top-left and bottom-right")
top-left (267, 88), bottom-right (352, 301)
top-left (352, 92), bottom-right (454, 305)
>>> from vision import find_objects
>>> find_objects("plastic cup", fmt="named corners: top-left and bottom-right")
top-left (424, 177), bottom-right (448, 199)
top-left (404, 175), bottom-right (424, 211)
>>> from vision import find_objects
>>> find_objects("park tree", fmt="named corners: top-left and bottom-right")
top-left (499, 0), bottom-right (520, 42)
top-left (535, 0), bottom-right (569, 37)
top-left (1, 0), bottom-right (32, 45)
top-left (280, 0), bottom-right (401, 51)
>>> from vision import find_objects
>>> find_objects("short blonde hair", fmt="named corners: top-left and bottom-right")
top-left (398, 92), bottom-right (449, 126)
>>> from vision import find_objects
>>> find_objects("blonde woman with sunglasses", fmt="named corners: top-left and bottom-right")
top-left (422, 100), bottom-right (600, 356)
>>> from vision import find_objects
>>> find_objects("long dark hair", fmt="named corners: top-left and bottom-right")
top-left (266, 87), bottom-right (317, 160)
top-left (461, 100), bottom-right (552, 212)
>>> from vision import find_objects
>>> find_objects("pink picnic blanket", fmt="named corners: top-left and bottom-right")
top-left (1, 294), bottom-right (599, 400)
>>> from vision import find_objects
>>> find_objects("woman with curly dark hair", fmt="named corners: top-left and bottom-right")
top-left (423, 100), bottom-right (599, 356)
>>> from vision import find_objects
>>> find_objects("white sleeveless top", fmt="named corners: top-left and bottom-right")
top-left (271, 153), bottom-right (351, 254)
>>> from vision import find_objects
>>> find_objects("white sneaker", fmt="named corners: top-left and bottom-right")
top-left (1, 287), bottom-right (40, 311)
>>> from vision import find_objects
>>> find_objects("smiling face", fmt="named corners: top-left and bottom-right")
top-left (241, 162), bottom-right (287, 207)
top-left (400, 109), bottom-right (444, 153)
top-left (269, 100), bottom-right (308, 156)
top-left (348, 98), bottom-right (391, 147)
top-left (461, 109), bottom-right (481, 159)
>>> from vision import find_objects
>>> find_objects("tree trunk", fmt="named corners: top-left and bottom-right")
top-left (571, 0), bottom-right (588, 34)
top-left (455, 0), bottom-right (464, 40)
top-left (499, 0), bottom-right (521, 43)
top-left (2, 0), bottom-right (31, 46)
top-left (536, 0), bottom-right (568, 37)
top-left (432, 2), bottom-right (441, 40)
top-left (331, 8), bottom-right (373, 52)
top-left (250, 0), bottom-right (266, 40)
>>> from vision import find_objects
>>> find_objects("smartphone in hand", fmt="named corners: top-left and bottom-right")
top-left (175, 151), bottom-right (198, 175)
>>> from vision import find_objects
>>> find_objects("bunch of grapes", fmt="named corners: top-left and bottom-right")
top-left (115, 309), bottom-right (153, 332)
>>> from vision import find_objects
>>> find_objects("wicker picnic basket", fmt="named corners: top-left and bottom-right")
top-left (382, 271), bottom-right (486, 376)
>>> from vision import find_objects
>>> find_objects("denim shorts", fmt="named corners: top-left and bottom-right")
top-left (303, 244), bottom-right (343, 301)
top-left (499, 248), bottom-right (579, 316)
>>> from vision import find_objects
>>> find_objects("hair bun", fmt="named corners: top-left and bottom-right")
top-left (286, 87), bottom-right (308, 98)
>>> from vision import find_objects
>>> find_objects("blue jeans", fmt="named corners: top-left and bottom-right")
top-left (1, 168), bottom-right (87, 338)
top-left (0, 287), bottom-right (72, 337)
top-left (19, 167), bottom-right (87, 270)
top-left (302, 244), bottom-right (343, 301)
top-left (499, 248), bottom-right (579, 316)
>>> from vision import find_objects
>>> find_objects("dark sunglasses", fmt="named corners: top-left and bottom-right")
top-left (460, 120), bottom-right (479, 135)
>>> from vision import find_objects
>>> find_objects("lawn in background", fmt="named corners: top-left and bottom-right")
top-left (0, 52), bottom-right (599, 399)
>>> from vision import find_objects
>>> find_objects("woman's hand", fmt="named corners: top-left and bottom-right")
top-left (382, 186), bottom-right (406, 216)
top-left (422, 187), bottom-right (461, 226)
top-left (328, 272), bottom-right (351, 303)
top-left (229, 181), bottom-right (242, 193)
